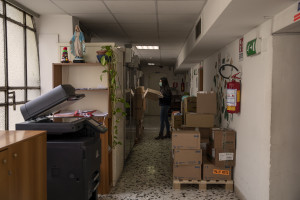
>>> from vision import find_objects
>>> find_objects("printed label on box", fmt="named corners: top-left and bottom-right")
top-left (213, 169), bottom-right (230, 175)
top-left (219, 153), bottom-right (234, 161)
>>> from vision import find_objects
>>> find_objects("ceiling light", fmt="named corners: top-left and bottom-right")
top-left (136, 46), bottom-right (159, 50)
top-left (148, 63), bottom-right (155, 66)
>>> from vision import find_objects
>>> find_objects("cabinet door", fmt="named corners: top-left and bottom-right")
top-left (0, 149), bottom-right (9, 200)
top-left (8, 135), bottom-right (47, 200)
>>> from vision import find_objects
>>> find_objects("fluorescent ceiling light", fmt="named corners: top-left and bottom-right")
top-left (136, 46), bottom-right (159, 50)
top-left (148, 63), bottom-right (155, 66)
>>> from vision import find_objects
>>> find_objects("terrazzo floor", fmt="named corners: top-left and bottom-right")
top-left (99, 116), bottom-right (240, 200)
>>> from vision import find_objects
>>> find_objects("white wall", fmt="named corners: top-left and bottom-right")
top-left (270, 35), bottom-right (300, 200)
top-left (273, 1), bottom-right (300, 33)
top-left (189, 64), bottom-right (200, 96)
top-left (112, 49), bottom-right (125, 186)
top-left (36, 15), bottom-right (74, 94)
top-left (203, 20), bottom-right (273, 200)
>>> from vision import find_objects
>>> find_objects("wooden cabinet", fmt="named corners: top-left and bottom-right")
top-left (0, 149), bottom-right (9, 200)
top-left (0, 131), bottom-right (47, 200)
top-left (52, 63), bottom-right (112, 194)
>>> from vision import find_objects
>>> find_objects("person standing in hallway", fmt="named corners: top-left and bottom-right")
top-left (155, 77), bottom-right (172, 140)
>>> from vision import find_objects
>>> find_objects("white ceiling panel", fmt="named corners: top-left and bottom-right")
top-left (15, 0), bottom-right (64, 14)
top-left (159, 14), bottom-right (198, 24)
top-left (53, 1), bottom-right (109, 14)
top-left (73, 14), bottom-right (117, 24)
top-left (87, 23), bottom-right (125, 36)
top-left (131, 38), bottom-right (160, 44)
top-left (158, 1), bottom-right (205, 14)
top-left (126, 30), bottom-right (158, 37)
top-left (114, 14), bottom-right (156, 23)
top-left (159, 31), bottom-right (189, 39)
top-left (105, 1), bottom-right (156, 14)
top-left (159, 23), bottom-right (193, 32)
top-left (161, 49), bottom-right (180, 56)
top-left (160, 42), bottom-right (184, 50)
top-left (122, 23), bottom-right (157, 33)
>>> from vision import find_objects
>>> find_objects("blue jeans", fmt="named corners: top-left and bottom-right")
top-left (159, 105), bottom-right (170, 135)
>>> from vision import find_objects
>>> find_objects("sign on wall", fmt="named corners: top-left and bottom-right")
top-left (246, 38), bottom-right (261, 56)
top-left (239, 37), bottom-right (243, 61)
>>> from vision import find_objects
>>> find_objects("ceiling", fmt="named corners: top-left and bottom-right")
top-left (176, 0), bottom-right (298, 71)
top-left (15, 0), bottom-right (206, 68)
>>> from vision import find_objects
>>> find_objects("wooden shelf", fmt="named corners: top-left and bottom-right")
top-left (53, 62), bottom-right (101, 66)
top-left (52, 62), bottom-right (112, 195)
top-left (76, 88), bottom-right (109, 91)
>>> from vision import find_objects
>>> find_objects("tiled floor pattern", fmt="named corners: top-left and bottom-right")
top-left (99, 116), bottom-right (240, 200)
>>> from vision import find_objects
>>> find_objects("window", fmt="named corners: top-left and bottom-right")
top-left (0, 1), bottom-right (40, 130)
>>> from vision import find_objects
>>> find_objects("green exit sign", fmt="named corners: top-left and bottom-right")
top-left (246, 38), bottom-right (261, 56)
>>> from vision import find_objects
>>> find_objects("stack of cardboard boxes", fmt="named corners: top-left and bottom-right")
top-left (171, 91), bottom-right (236, 189)
top-left (172, 130), bottom-right (202, 180)
top-left (203, 128), bottom-right (236, 181)
top-left (134, 86), bottom-right (146, 139)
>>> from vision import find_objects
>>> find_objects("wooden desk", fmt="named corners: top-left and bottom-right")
top-left (0, 130), bottom-right (47, 200)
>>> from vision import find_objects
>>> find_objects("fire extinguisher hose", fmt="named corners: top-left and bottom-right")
top-left (219, 64), bottom-right (239, 79)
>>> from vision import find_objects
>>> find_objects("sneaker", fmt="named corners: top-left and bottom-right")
top-left (155, 135), bottom-right (164, 140)
top-left (164, 133), bottom-right (171, 139)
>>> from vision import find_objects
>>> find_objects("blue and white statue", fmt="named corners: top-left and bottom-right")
top-left (70, 25), bottom-right (86, 63)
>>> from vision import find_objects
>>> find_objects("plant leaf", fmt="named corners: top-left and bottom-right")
top-left (101, 56), bottom-right (106, 65)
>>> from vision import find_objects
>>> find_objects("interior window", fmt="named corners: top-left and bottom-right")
top-left (0, 0), bottom-right (40, 130)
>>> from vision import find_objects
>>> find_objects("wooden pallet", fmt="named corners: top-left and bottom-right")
top-left (173, 179), bottom-right (234, 192)
top-left (173, 179), bottom-right (202, 190)
top-left (200, 180), bottom-right (234, 192)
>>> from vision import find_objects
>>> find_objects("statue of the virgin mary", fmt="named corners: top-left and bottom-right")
top-left (70, 25), bottom-right (85, 63)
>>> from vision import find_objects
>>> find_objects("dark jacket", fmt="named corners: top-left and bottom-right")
top-left (159, 77), bottom-right (172, 106)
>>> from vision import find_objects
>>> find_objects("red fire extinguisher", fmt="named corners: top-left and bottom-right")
top-left (227, 72), bottom-right (241, 113)
top-left (181, 78), bottom-right (185, 92)
top-left (173, 82), bottom-right (178, 88)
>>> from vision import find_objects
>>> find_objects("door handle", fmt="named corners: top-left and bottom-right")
top-left (8, 91), bottom-right (16, 110)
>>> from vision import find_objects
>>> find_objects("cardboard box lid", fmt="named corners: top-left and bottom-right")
top-left (144, 88), bottom-right (163, 101)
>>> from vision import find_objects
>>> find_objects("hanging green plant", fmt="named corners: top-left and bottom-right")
top-left (99, 45), bottom-right (130, 148)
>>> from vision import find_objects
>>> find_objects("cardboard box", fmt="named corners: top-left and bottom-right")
top-left (173, 149), bottom-right (202, 165)
top-left (134, 107), bottom-right (144, 120)
top-left (201, 137), bottom-right (209, 156)
top-left (171, 114), bottom-right (182, 129)
top-left (136, 123), bottom-right (144, 139)
top-left (207, 145), bottom-right (235, 167)
top-left (199, 128), bottom-right (211, 139)
top-left (144, 88), bottom-right (163, 101)
top-left (134, 93), bottom-right (144, 108)
top-left (210, 128), bottom-right (236, 150)
top-left (203, 161), bottom-right (232, 181)
top-left (173, 165), bottom-right (202, 180)
top-left (197, 91), bottom-right (217, 114)
top-left (172, 130), bottom-right (201, 149)
top-left (135, 86), bottom-right (145, 93)
top-left (185, 113), bottom-right (214, 128)
top-left (183, 97), bottom-right (197, 113)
